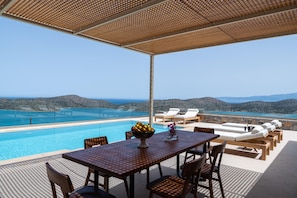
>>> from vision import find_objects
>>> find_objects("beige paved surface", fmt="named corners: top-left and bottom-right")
top-left (1, 117), bottom-right (297, 197)
top-left (1, 117), bottom-right (297, 172)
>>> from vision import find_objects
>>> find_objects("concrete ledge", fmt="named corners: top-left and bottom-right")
top-left (199, 114), bottom-right (297, 131)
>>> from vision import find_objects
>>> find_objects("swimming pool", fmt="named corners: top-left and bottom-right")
top-left (0, 121), bottom-right (178, 161)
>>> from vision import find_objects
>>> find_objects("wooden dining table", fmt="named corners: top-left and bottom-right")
top-left (62, 130), bottom-right (219, 198)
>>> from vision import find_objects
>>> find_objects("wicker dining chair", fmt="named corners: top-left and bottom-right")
top-left (184, 127), bottom-right (215, 164)
top-left (199, 141), bottom-right (226, 198)
top-left (125, 131), bottom-right (163, 184)
top-left (147, 154), bottom-right (206, 198)
top-left (46, 162), bottom-right (116, 198)
top-left (84, 136), bottom-right (129, 197)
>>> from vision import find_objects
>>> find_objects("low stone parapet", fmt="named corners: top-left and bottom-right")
top-left (199, 113), bottom-right (297, 131)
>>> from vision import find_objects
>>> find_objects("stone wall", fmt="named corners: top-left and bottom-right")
top-left (199, 114), bottom-right (297, 131)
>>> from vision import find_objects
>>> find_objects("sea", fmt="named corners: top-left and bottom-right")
top-left (0, 98), bottom-right (296, 127)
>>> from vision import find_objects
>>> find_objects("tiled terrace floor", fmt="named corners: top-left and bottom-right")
top-left (1, 119), bottom-right (297, 197)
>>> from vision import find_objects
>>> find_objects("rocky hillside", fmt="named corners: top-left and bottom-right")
top-left (0, 95), bottom-right (117, 111)
top-left (127, 98), bottom-right (297, 114)
top-left (0, 95), bottom-right (296, 114)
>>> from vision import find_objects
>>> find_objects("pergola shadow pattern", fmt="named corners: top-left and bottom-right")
top-left (0, 154), bottom-right (261, 198)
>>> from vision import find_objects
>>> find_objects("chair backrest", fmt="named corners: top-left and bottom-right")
top-left (125, 131), bottom-right (133, 140)
top-left (181, 155), bottom-right (205, 195)
top-left (209, 141), bottom-right (226, 173)
top-left (193, 127), bottom-right (215, 154)
top-left (84, 136), bottom-right (108, 149)
top-left (46, 162), bottom-right (74, 198)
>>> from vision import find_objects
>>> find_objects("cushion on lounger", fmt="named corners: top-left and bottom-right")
top-left (155, 108), bottom-right (180, 117)
top-left (174, 108), bottom-right (199, 118)
top-left (212, 125), bottom-right (248, 134)
top-left (222, 123), bottom-right (246, 128)
top-left (261, 123), bottom-right (272, 129)
top-left (215, 128), bottom-right (269, 141)
top-left (271, 119), bottom-right (282, 128)
top-left (271, 119), bottom-right (278, 123)
top-left (261, 122), bottom-right (276, 132)
top-left (235, 129), bottom-right (268, 141)
top-left (251, 126), bottom-right (264, 134)
top-left (215, 131), bottom-right (238, 141)
top-left (167, 108), bottom-right (180, 115)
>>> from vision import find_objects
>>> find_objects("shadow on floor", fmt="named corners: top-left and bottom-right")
top-left (247, 141), bottom-right (297, 198)
top-left (0, 154), bottom-right (261, 198)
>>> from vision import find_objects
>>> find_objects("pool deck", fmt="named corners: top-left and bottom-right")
top-left (1, 117), bottom-right (297, 197)
top-left (1, 117), bottom-right (297, 170)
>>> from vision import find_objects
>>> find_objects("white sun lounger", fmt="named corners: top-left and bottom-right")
top-left (154, 108), bottom-right (180, 122)
top-left (206, 125), bottom-right (272, 160)
top-left (222, 120), bottom-right (283, 143)
top-left (174, 108), bottom-right (200, 124)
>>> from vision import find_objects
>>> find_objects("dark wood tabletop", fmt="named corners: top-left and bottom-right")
top-left (62, 130), bottom-right (219, 197)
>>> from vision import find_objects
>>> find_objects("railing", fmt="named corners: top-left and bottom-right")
top-left (0, 108), bottom-right (148, 127)
top-left (1, 108), bottom-right (297, 130)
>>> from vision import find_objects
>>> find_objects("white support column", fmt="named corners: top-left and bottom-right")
top-left (149, 55), bottom-right (154, 126)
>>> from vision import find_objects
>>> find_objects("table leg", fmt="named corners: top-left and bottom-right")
top-left (176, 154), bottom-right (180, 177)
top-left (129, 174), bottom-right (135, 198)
top-left (94, 170), bottom-right (99, 192)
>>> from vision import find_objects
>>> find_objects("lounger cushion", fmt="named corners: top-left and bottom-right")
top-left (271, 119), bottom-right (282, 128)
top-left (261, 123), bottom-right (276, 132)
top-left (215, 129), bottom-right (268, 141)
top-left (224, 120), bottom-right (282, 129)
top-left (212, 125), bottom-right (248, 134)
top-left (235, 129), bottom-right (268, 141)
top-left (222, 123), bottom-right (248, 128)
top-left (215, 131), bottom-right (238, 141)
top-left (271, 119), bottom-right (279, 124)
top-left (174, 108), bottom-right (199, 118)
top-left (155, 108), bottom-right (180, 117)
top-left (251, 126), bottom-right (264, 134)
top-left (261, 123), bottom-right (271, 129)
top-left (166, 108), bottom-right (180, 115)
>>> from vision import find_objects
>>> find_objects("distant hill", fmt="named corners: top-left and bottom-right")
top-left (129, 97), bottom-right (297, 114)
top-left (0, 95), bottom-right (296, 114)
top-left (217, 92), bottom-right (297, 103)
top-left (0, 95), bottom-right (117, 111)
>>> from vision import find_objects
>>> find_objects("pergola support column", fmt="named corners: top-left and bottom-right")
top-left (149, 55), bottom-right (154, 126)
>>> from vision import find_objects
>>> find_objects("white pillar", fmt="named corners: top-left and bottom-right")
top-left (149, 55), bottom-right (154, 126)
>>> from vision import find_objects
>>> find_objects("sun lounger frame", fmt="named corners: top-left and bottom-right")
top-left (174, 116), bottom-right (201, 125)
top-left (212, 138), bottom-right (270, 160)
top-left (154, 115), bottom-right (175, 122)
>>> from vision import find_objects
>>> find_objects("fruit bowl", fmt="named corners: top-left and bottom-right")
top-left (131, 122), bottom-right (155, 148)
top-left (132, 130), bottom-right (155, 139)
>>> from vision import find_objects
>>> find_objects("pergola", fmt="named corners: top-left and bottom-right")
top-left (1, 0), bottom-right (297, 124)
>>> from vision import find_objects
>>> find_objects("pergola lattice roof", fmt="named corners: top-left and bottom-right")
top-left (1, 0), bottom-right (297, 55)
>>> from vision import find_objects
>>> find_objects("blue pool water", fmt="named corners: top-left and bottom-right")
top-left (0, 108), bottom-right (148, 127)
top-left (0, 120), bottom-right (175, 161)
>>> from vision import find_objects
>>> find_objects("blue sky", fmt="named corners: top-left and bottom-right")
top-left (1, 17), bottom-right (296, 100)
